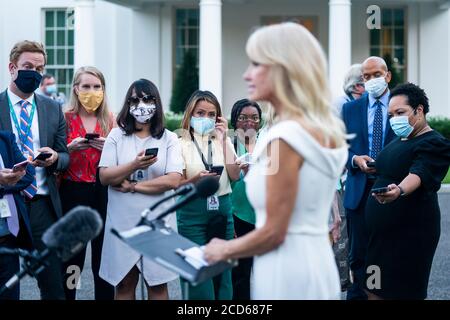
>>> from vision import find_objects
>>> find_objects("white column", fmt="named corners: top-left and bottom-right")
top-left (328, 0), bottom-right (351, 100)
top-left (74, 0), bottom-right (95, 69)
top-left (199, 0), bottom-right (222, 104)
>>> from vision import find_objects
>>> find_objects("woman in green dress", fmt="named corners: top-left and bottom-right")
top-left (229, 99), bottom-right (262, 300)
top-left (177, 90), bottom-right (240, 300)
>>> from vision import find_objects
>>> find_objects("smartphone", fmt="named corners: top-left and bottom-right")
top-left (145, 148), bottom-right (158, 158)
top-left (371, 187), bottom-right (390, 194)
top-left (210, 165), bottom-right (224, 176)
top-left (366, 161), bottom-right (376, 168)
top-left (33, 152), bottom-right (52, 162)
top-left (236, 153), bottom-right (253, 165)
top-left (85, 133), bottom-right (100, 140)
top-left (12, 160), bottom-right (29, 172)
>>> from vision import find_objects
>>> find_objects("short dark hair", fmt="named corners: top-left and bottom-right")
top-left (389, 82), bottom-right (430, 114)
top-left (40, 73), bottom-right (54, 85)
top-left (117, 79), bottom-right (165, 138)
top-left (230, 99), bottom-right (262, 129)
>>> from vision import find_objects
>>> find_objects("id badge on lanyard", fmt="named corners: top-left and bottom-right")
top-left (191, 133), bottom-right (220, 211)
top-left (207, 195), bottom-right (219, 211)
top-left (0, 199), bottom-right (12, 218)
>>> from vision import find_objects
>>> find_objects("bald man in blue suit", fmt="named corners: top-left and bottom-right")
top-left (341, 57), bottom-right (396, 300)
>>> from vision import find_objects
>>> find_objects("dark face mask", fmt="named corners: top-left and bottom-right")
top-left (14, 69), bottom-right (43, 94)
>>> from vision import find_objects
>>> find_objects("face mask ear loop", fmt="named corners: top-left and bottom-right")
top-left (409, 109), bottom-right (420, 130)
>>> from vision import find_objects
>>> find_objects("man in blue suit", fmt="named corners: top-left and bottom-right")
top-left (0, 131), bottom-right (35, 300)
top-left (341, 57), bottom-right (396, 300)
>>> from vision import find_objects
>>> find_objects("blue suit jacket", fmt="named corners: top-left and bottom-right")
top-left (341, 93), bottom-right (396, 210)
top-left (0, 131), bottom-right (35, 249)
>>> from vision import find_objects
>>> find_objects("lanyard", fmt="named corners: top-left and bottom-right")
top-left (190, 131), bottom-right (213, 171)
top-left (7, 94), bottom-right (36, 149)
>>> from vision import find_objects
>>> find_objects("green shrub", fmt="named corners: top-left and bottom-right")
top-left (443, 168), bottom-right (450, 184)
top-left (169, 50), bottom-right (198, 113)
top-left (428, 116), bottom-right (450, 140)
top-left (164, 111), bottom-right (183, 132)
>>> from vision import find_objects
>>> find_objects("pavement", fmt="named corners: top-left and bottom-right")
top-left (18, 190), bottom-right (450, 300)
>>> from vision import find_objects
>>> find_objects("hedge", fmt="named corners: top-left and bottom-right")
top-left (428, 117), bottom-right (450, 140)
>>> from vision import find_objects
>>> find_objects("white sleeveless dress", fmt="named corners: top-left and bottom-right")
top-left (245, 120), bottom-right (348, 300)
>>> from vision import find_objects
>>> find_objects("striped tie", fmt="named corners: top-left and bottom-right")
top-left (19, 100), bottom-right (37, 198)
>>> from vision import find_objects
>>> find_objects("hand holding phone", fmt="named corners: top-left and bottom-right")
top-left (85, 133), bottom-right (100, 141)
top-left (366, 161), bottom-right (376, 168)
top-left (236, 153), bottom-right (253, 165)
top-left (12, 160), bottom-right (29, 172)
top-left (145, 148), bottom-right (158, 158)
top-left (33, 152), bottom-right (52, 162)
top-left (371, 186), bottom-right (390, 195)
top-left (210, 165), bottom-right (224, 176)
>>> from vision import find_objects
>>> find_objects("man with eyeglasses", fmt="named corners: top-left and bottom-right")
top-left (0, 41), bottom-right (69, 300)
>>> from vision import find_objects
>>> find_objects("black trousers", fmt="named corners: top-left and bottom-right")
top-left (27, 196), bottom-right (66, 300)
top-left (59, 179), bottom-right (114, 300)
top-left (0, 235), bottom-right (20, 300)
top-left (345, 180), bottom-right (374, 300)
top-left (232, 215), bottom-right (254, 300)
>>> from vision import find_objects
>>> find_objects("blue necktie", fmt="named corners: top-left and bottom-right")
top-left (371, 100), bottom-right (383, 159)
top-left (19, 100), bottom-right (37, 198)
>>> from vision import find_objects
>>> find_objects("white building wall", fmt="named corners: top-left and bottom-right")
top-left (1, 0), bottom-right (449, 117)
top-left (222, 0), bottom-right (329, 115)
top-left (0, 0), bottom-right (76, 92)
top-left (346, 1), bottom-right (450, 118)
top-left (417, 2), bottom-right (449, 118)
top-left (0, 0), bottom-right (135, 113)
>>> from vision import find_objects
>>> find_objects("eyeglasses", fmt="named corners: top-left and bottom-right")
top-left (128, 95), bottom-right (156, 105)
top-left (237, 115), bottom-right (260, 123)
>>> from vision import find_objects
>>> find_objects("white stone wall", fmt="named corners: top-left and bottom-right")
top-left (1, 0), bottom-right (449, 117)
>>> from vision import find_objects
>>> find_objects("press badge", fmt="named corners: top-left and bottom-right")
top-left (129, 169), bottom-right (148, 182)
top-left (207, 195), bottom-right (219, 211)
top-left (0, 199), bottom-right (12, 218)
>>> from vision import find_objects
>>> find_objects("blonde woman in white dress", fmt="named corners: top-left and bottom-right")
top-left (204, 22), bottom-right (348, 300)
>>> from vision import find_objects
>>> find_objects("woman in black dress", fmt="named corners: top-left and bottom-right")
top-left (365, 83), bottom-right (450, 300)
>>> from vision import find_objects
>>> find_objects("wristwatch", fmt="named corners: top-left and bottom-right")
top-left (398, 185), bottom-right (406, 197)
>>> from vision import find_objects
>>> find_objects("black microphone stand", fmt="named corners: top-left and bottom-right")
top-left (0, 248), bottom-right (50, 295)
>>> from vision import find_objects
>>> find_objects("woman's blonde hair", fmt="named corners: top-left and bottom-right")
top-left (246, 22), bottom-right (347, 147)
top-left (67, 66), bottom-right (112, 135)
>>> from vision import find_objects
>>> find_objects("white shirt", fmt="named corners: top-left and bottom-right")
top-left (6, 88), bottom-right (48, 195)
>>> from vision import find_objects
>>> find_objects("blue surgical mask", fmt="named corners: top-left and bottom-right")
top-left (45, 84), bottom-right (57, 95)
top-left (389, 115), bottom-right (414, 138)
top-left (365, 76), bottom-right (388, 98)
top-left (190, 116), bottom-right (215, 135)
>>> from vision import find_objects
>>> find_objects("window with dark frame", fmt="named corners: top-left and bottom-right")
top-left (43, 8), bottom-right (75, 98)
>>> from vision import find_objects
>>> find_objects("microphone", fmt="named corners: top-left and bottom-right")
top-left (0, 206), bottom-right (103, 295)
top-left (142, 176), bottom-right (219, 224)
top-left (42, 205), bottom-right (103, 261)
top-left (149, 183), bottom-right (194, 211)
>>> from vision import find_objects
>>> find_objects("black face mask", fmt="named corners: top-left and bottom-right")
top-left (14, 69), bottom-right (43, 94)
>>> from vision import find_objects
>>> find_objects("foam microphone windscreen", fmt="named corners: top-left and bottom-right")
top-left (195, 176), bottom-right (220, 198)
top-left (42, 206), bottom-right (103, 261)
